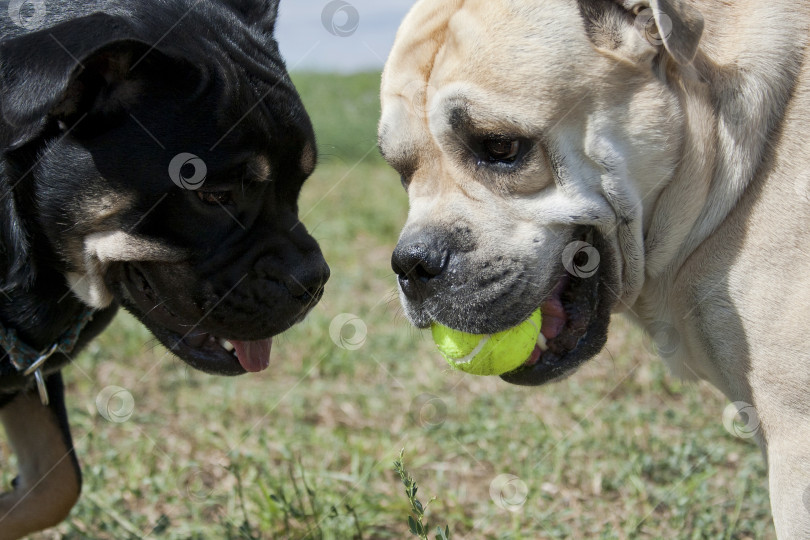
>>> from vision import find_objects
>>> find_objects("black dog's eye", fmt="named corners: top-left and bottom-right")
top-left (482, 138), bottom-right (521, 163)
top-left (197, 191), bottom-right (234, 206)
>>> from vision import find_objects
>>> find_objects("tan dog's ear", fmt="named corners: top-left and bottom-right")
top-left (578, 0), bottom-right (703, 65)
top-left (647, 0), bottom-right (704, 64)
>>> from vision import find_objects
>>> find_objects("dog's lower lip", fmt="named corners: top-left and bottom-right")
top-left (511, 266), bottom-right (600, 374)
top-left (183, 332), bottom-right (210, 348)
top-left (523, 343), bottom-right (544, 368)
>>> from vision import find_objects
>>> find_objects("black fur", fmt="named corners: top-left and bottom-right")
top-left (1, 5), bottom-right (328, 534)
top-left (0, 2), bottom-right (328, 397)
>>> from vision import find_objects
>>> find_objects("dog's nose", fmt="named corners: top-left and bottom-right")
top-left (284, 259), bottom-right (330, 301)
top-left (391, 240), bottom-right (448, 300)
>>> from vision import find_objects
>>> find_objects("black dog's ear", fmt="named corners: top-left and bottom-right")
top-left (222, 0), bottom-right (280, 33)
top-left (0, 13), bottom-right (198, 289)
top-left (0, 13), bottom-right (136, 148)
top-left (49, 39), bottom-right (202, 140)
top-left (1, 12), bottom-right (198, 148)
top-left (0, 168), bottom-right (34, 292)
top-left (0, 14), bottom-right (135, 290)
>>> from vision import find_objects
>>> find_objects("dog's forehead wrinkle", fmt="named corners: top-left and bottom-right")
top-left (377, 122), bottom-right (405, 160)
top-left (432, 0), bottom-right (601, 89)
top-left (380, 0), bottom-right (468, 159)
top-left (439, 95), bottom-right (548, 141)
top-left (379, 101), bottom-right (432, 172)
top-left (379, 136), bottom-right (419, 173)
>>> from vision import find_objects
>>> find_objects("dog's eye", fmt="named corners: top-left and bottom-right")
top-left (196, 191), bottom-right (234, 206)
top-left (482, 138), bottom-right (521, 163)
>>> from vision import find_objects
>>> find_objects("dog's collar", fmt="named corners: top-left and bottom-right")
top-left (0, 309), bottom-right (95, 406)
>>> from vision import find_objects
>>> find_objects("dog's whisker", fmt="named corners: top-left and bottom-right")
top-left (143, 300), bottom-right (169, 319)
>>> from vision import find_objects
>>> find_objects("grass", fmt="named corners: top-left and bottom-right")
top-left (2, 72), bottom-right (775, 539)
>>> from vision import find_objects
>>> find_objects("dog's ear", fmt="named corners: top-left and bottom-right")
top-left (0, 166), bottom-right (34, 292)
top-left (0, 13), bottom-right (198, 290)
top-left (645, 0), bottom-right (704, 64)
top-left (0, 12), bottom-right (199, 148)
top-left (0, 14), bottom-right (133, 290)
top-left (0, 13), bottom-right (132, 147)
top-left (577, 0), bottom-right (704, 65)
top-left (222, 0), bottom-right (280, 34)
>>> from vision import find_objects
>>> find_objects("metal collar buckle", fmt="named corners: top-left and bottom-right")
top-left (1, 308), bottom-right (95, 406)
top-left (22, 344), bottom-right (60, 406)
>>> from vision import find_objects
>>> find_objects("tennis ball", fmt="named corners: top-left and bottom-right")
top-left (431, 309), bottom-right (543, 376)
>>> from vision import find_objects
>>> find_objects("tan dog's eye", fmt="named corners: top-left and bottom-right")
top-left (197, 191), bottom-right (234, 206)
top-left (483, 138), bottom-right (521, 163)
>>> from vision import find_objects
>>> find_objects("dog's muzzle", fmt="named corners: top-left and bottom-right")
top-left (392, 226), bottom-right (616, 386)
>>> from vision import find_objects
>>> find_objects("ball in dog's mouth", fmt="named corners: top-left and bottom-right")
top-left (501, 254), bottom-right (607, 386)
top-left (519, 274), bottom-right (593, 367)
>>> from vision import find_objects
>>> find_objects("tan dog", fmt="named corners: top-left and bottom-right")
top-left (380, 0), bottom-right (810, 536)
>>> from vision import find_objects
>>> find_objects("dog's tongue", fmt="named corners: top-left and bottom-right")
top-left (541, 277), bottom-right (569, 340)
top-left (231, 339), bottom-right (273, 373)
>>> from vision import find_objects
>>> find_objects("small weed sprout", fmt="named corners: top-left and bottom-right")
top-left (393, 449), bottom-right (451, 540)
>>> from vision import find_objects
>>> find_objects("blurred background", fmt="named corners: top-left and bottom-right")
top-left (276, 1), bottom-right (414, 73)
top-left (3, 2), bottom-right (775, 539)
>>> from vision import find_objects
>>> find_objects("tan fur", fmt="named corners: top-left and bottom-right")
top-left (68, 230), bottom-right (186, 308)
top-left (299, 143), bottom-right (316, 177)
top-left (380, 0), bottom-right (810, 536)
top-left (0, 392), bottom-right (81, 540)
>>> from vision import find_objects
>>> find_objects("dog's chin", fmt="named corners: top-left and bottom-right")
top-left (111, 263), bottom-right (276, 377)
top-left (143, 322), bottom-right (248, 376)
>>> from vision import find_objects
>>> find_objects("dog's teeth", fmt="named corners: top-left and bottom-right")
top-left (537, 332), bottom-right (548, 351)
top-left (219, 339), bottom-right (235, 352)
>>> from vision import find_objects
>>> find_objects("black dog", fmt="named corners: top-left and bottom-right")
top-left (0, 1), bottom-right (329, 536)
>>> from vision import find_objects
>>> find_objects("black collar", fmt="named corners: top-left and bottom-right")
top-left (0, 308), bottom-right (95, 405)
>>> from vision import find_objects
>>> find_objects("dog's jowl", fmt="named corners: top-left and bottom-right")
top-left (0, 1), bottom-right (328, 537)
top-left (381, 0), bottom-right (810, 537)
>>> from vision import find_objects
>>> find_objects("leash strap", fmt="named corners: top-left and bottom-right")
top-left (0, 309), bottom-right (95, 405)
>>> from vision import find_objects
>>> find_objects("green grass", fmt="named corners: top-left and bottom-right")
top-left (291, 72), bottom-right (387, 168)
top-left (2, 72), bottom-right (775, 539)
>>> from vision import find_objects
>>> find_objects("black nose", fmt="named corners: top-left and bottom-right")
top-left (284, 258), bottom-right (330, 301)
top-left (391, 240), bottom-right (448, 300)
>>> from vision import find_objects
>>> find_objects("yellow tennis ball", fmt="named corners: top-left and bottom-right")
top-left (431, 309), bottom-right (543, 376)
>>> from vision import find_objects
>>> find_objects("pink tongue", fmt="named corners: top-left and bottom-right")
top-left (231, 339), bottom-right (273, 373)
top-left (541, 277), bottom-right (569, 340)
